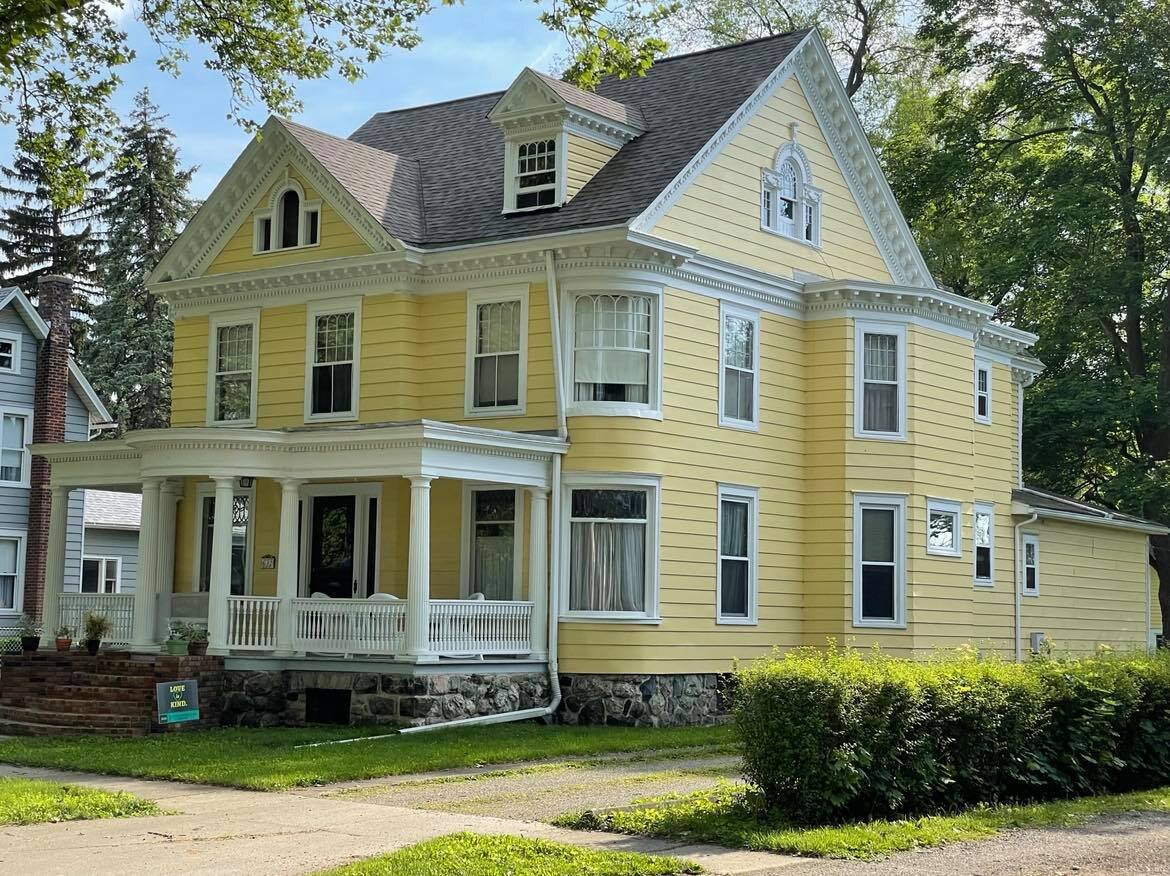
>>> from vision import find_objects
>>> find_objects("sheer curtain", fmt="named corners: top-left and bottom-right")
top-left (570, 521), bottom-right (645, 612)
top-left (0, 538), bottom-right (15, 609)
top-left (720, 500), bottom-right (749, 617)
top-left (574, 295), bottom-right (650, 402)
top-left (473, 534), bottom-right (513, 599)
top-left (862, 333), bottom-right (898, 433)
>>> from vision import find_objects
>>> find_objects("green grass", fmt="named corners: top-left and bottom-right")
top-left (315, 833), bottom-right (700, 875)
top-left (0, 723), bottom-right (733, 791)
top-left (0, 777), bottom-right (160, 825)
top-left (556, 782), bottom-right (1170, 861)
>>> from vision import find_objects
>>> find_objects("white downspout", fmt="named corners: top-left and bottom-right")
top-left (1013, 513), bottom-right (1037, 661)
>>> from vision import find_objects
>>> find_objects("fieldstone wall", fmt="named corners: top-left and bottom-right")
top-left (556, 673), bottom-right (729, 726)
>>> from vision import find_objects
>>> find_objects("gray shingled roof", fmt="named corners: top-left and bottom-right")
top-left (84, 490), bottom-right (141, 529)
top-left (1014, 487), bottom-right (1166, 532)
top-left (526, 69), bottom-right (647, 129)
top-left (311, 31), bottom-right (811, 247)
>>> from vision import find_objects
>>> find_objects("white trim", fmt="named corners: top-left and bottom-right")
top-left (459, 483), bottom-right (525, 599)
top-left (0, 330), bottom-right (21, 375)
top-left (973, 502), bottom-right (995, 587)
top-left (716, 484), bottom-right (758, 625)
top-left (206, 309), bottom-right (260, 427)
top-left (853, 320), bottom-right (907, 441)
top-left (926, 497), bottom-right (962, 558)
top-left (0, 529), bottom-right (26, 614)
top-left (974, 357), bottom-right (992, 424)
top-left (718, 301), bottom-right (761, 431)
top-left (503, 130), bottom-right (568, 214)
top-left (464, 285), bottom-right (530, 418)
top-left (81, 555), bottom-right (122, 594)
top-left (297, 481), bottom-right (383, 599)
top-left (760, 136), bottom-right (822, 248)
top-left (192, 481), bottom-right (257, 596)
top-left (559, 471), bottom-right (661, 623)
top-left (1021, 532), bottom-right (1040, 597)
top-left (304, 296), bottom-right (362, 423)
top-left (0, 405), bottom-right (33, 488)
top-left (852, 492), bottom-right (906, 628)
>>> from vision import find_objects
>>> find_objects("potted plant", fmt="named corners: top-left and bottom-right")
top-left (17, 614), bottom-right (40, 653)
top-left (163, 624), bottom-right (189, 656)
top-left (183, 623), bottom-right (209, 657)
top-left (54, 625), bottom-right (72, 652)
top-left (82, 612), bottom-right (112, 656)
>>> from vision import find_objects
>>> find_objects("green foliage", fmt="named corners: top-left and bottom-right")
top-left (316, 832), bottom-right (700, 875)
top-left (0, 777), bottom-right (159, 825)
top-left (82, 611), bottom-right (113, 641)
top-left (540, 0), bottom-right (678, 89)
top-left (732, 647), bottom-right (1170, 823)
top-left (15, 614), bottom-right (38, 636)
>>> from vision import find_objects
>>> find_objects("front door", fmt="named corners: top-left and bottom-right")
top-left (302, 486), bottom-right (380, 598)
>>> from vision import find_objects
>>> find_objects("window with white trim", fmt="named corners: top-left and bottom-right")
top-left (926, 498), bottom-right (961, 557)
top-left (195, 489), bottom-right (252, 596)
top-left (717, 485), bottom-right (758, 624)
top-left (467, 488), bottom-right (518, 600)
top-left (307, 301), bottom-right (359, 420)
top-left (0, 409), bottom-right (30, 486)
top-left (513, 138), bottom-right (557, 210)
top-left (572, 293), bottom-right (654, 407)
top-left (0, 332), bottom-right (18, 374)
top-left (466, 288), bottom-right (527, 414)
top-left (0, 533), bottom-right (23, 612)
top-left (974, 503), bottom-right (994, 585)
top-left (761, 149), bottom-right (821, 245)
top-left (81, 557), bottom-right (120, 594)
top-left (1022, 534), bottom-right (1039, 596)
top-left (720, 305), bottom-right (759, 429)
top-left (853, 494), bottom-right (905, 627)
top-left (209, 316), bottom-right (257, 425)
top-left (254, 183), bottom-right (320, 252)
top-left (975, 359), bottom-right (992, 423)
top-left (855, 323), bottom-right (905, 439)
top-left (564, 479), bottom-right (658, 619)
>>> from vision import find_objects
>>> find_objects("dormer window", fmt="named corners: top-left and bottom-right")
top-left (761, 129), bottom-right (821, 246)
top-left (509, 137), bottom-right (560, 211)
top-left (254, 179), bottom-right (321, 253)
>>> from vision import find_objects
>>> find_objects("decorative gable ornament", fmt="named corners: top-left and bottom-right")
top-left (761, 123), bottom-right (822, 246)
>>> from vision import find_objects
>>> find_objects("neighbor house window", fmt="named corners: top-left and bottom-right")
top-left (196, 489), bottom-right (252, 596)
top-left (975, 359), bottom-right (992, 423)
top-left (0, 409), bottom-right (30, 486)
top-left (853, 493), bottom-right (905, 627)
top-left (0, 333), bottom-right (18, 373)
top-left (209, 313), bottom-right (258, 425)
top-left (974, 503), bottom-right (994, 585)
top-left (926, 498), bottom-right (961, 557)
top-left (720, 304), bottom-right (759, 429)
top-left (467, 488), bottom-right (518, 600)
top-left (513, 138), bottom-right (558, 210)
top-left (717, 485), bottom-right (758, 624)
top-left (306, 300), bottom-right (359, 420)
top-left (0, 534), bottom-right (23, 612)
top-left (1022, 534), bottom-right (1039, 596)
top-left (855, 322), bottom-right (905, 439)
top-left (571, 293), bottom-right (655, 410)
top-left (81, 557), bottom-right (120, 594)
top-left (465, 288), bottom-right (527, 415)
top-left (761, 148), bottom-right (821, 245)
top-left (254, 183), bottom-right (321, 252)
top-left (564, 478), bottom-right (659, 619)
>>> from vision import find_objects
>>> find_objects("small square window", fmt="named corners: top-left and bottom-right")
top-left (926, 499), bottom-right (962, 557)
top-left (0, 337), bottom-right (16, 373)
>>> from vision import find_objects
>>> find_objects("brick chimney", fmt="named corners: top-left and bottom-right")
top-left (23, 274), bottom-right (72, 620)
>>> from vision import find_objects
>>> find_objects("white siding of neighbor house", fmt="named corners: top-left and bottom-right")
top-left (81, 526), bottom-right (139, 594)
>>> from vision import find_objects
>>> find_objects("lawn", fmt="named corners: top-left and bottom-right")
top-left (0, 777), bottom-right (160, 825)
top-left (315, 833), bottom-right (700, 876)
top-left (557, 781), bottom-right (1170, 860)
top-left (0, 723), bottom-right (733, 791)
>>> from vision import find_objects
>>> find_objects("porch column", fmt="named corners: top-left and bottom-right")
top-left (206, 476), bottom-right (236, 655)
top-left (527, 487), bottom-right (549, 659)
top-left (275, 478), bottom-right (303, 656)
top-left (404, 475), bottom-right (433, 659)
top-left (153, 481), bottom-right (181, 639)
top-left (130, 477), bottom-right (162, 650)
top-left (37, 485), bottom-right (69, 648)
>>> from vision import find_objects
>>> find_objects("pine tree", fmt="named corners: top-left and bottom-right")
top-left (83, 90), bottom-right (196, 433)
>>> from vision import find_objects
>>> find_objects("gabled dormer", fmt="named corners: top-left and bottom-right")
top-left (488, 68), bottom-right (645, 213)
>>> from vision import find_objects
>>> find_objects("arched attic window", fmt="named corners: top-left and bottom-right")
top-left (761, 136), bottom-right (821, 246)
top-left (254, 180), bottom-right (321, 253)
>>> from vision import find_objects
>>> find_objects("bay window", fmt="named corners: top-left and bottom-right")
top-left (306, 300), bottom-right (360, 420)
top-left (720, 304), bottom-right (759, 429)
top-left (974, 503), bottom-right (994, 585)
top-left (466, 288), bottom-right (527, 415)
top-left (0, 408), bottom-right (30, 486)
top-left (570, 292), bottom-right (658, 414)
top-left (853, 493), bottom-right (905, 627)
top-left (208, 312), bottom-right (258, 425)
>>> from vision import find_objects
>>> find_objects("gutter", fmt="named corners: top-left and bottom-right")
top-left (1013, 513), bottom-right (1037, 661)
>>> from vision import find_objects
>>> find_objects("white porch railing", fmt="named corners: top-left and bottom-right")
top-left (430, 599), bottom-right (534, 655)
top-left (59, 593), bottom-right (134, 646)
top-left (292, 597), bottom-right (407, 655)
top-left (227, 595), bottom-right (280, 650)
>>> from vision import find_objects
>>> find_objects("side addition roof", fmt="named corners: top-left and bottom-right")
top-left (1014, 486), bottom-right (1169, 535)
top-left (83, 489), bottom-right (142, 530)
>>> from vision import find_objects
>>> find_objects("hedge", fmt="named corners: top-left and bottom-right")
top-left (732, 647), bottom-right (1170, 823)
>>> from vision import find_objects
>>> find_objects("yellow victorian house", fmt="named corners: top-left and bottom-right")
top-left (32, 30), bottom-right (1167, 727)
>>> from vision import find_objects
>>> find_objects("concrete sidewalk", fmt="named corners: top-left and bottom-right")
top-left (0, 764), bottom-right (798, 875)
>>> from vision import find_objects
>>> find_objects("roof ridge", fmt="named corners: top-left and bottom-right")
top-left (639, 28), bottom-right (813, 67)
top-left (360, 89), bottom-right (505, 124)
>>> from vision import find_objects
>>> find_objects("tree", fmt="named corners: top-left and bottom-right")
top-left (82, 89), bottom-right (196, 433)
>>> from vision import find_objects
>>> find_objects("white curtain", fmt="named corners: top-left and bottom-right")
top-left (473, 532), bottom-right (513, 600)
top-left (570, 521), bottom-right (645, 612)
top-left (0, 538), bottom-right (16, 609)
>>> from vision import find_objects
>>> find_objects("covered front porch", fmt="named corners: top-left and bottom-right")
top-left (34, 421), bottom-right (566, 665)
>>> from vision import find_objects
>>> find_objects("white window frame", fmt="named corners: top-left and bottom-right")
top-left (852, 492), bottom-right (907, 629)
top-left (760, 142), bottom-right (822, 248)
top-left (1022, 533), bottom-right (1040, 597)
top-left (562, 281), bottom-right (663, 419)
top-left (252, 179), bottom-right (322, 254)
top-left (718, 302), bottom-right (761, 431)
top-left (206, 309), bottom-right (260, 427)
top-left (0, 405), bottom-right (33, 487)
top-left (459, 483), bottom-right (524, 599)
top-left (716, 484), bottom-right (758, 625)
top-left (0, 330), bottom-right (21, 375)
top-left (854, 321), bottom-right (907, 441)
top-left (0, 529), bottom-right (26, 615)
top-left (559, 472), bottom-right (661, 623)
top-left (973, 502), bottom-right (995, 586)
top-left (81, 556), bottom-right (122, 594)
top-left (297, 481), bottom-right (382, 599)
top-left (974, 358), bottom-right (992, 424)
top-left (191, 481), bottom-right (257, 596)
top-left (926, 497), bottom-right (962, 558)
top-left (304, 297), bottom-right (361, 423)
top-left (503, 131), bottom-right (567, 214)
top-left (464, 285), bottom-right (529, 417)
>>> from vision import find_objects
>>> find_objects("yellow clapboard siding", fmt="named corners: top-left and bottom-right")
top-left (566, 134), bottom-right (618, 201)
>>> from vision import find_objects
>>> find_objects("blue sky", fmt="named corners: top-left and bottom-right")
top-left (3, 0), bottom-right (564, 200)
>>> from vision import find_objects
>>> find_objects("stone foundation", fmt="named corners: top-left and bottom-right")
top-left (556, 673), bottom-right (730, 726)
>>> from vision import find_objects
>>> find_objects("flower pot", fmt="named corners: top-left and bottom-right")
top-left (163, 639), bottom-right (189, 656)
top-left (85, 638), bottom-right (101, 656)
top-left (55, 637), bottom-right (71, 652)
top-left (20, 635), bottom-right (40, 653)
top-left (188, 640), bottom-right (208, 657)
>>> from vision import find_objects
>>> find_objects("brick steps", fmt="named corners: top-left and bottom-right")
top-left (0, 704), bottom-right (150, 731)
top-left (0, 718), bottom-right (146, 737)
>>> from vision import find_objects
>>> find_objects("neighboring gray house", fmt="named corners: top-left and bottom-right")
top-left (0, 286), bottom-right (111, 636)
top-left (81, 490), bottom-right (141, 595)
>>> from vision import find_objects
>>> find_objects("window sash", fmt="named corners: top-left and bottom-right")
top-left (0, 339), bottom-right (13, 371)
top-left (0, 536), bottom-right (18, 610)
top-left (213, 322), bottom-right (254, 423)
top-left (1023, 536), bottom-right (1039, 593)
top-left (469, 489), bottom-right (516, 600)
top-left (857, 329), bottom-right (903, 437)
top-left (926, 501), bottom-right (961, 556)
top-left (82, 557), bottom-right (119, 594)
top-left (718, 495), bottom-right (754, 621)
top-left (855, 499), bottom-right (903, 625)
top-left (975, 364), bottom-right (991, 421)
top-left (567, 487), bottom-right (651, 615)
top-left (974, 507), bottom-right (994, 582)
top-left (472, 300), bottom-right (522, 409)
top-left (722, 312), bottom-right (757, 425)
top-left (311, 311), bottom-right (356, 416)
top-left (572, 294), bottom-right (653, 405)
top-left (0, 413), bottom-right (27, 483)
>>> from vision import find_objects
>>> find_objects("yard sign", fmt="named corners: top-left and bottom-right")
top-left (156, 679), bottom-right (200, 724)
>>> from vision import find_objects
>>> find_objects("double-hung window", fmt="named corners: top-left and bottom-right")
top-left (306, 300), bottom-right (360, 420)
top-left (465, 487), bottom-right (519, 600)
top-left (0, 332), bottom-right (19, 374)
top-left (570, 292), bottom-right (657, 412)
top-left (974, 503), bottom-right (994, 585)
top-left (717, 485), bottom-right (758, 624)
top-left (465, 288), bottom-right (527, 415)
top-left (853, 493), bottom-right (905, 627)
top-left (208, 313), bottom-right (258, 425)
top-left (1022, 534), bottom-right (1039, 596)
top-left (0, 533), bottom-right (23, 612)
top-left (975, 359), bottom-right (992, 423)
top-left (563, 476), bottom-right (659, 620)
top-left (512, 138), bottom-right (559, 210)
top-left (0, 408), bottom-right (30, 486)
top-left (926, 498), bottom-right (961, 557)
top-left (81, 557), bottom-right (120, 594)
top-left (855, 322), bottom-right (906, 439)
top-left (720, 304), bottom-right (759, 429)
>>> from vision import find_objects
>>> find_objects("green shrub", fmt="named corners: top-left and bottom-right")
top-left (733, 646), bottom-right (1170, 823)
